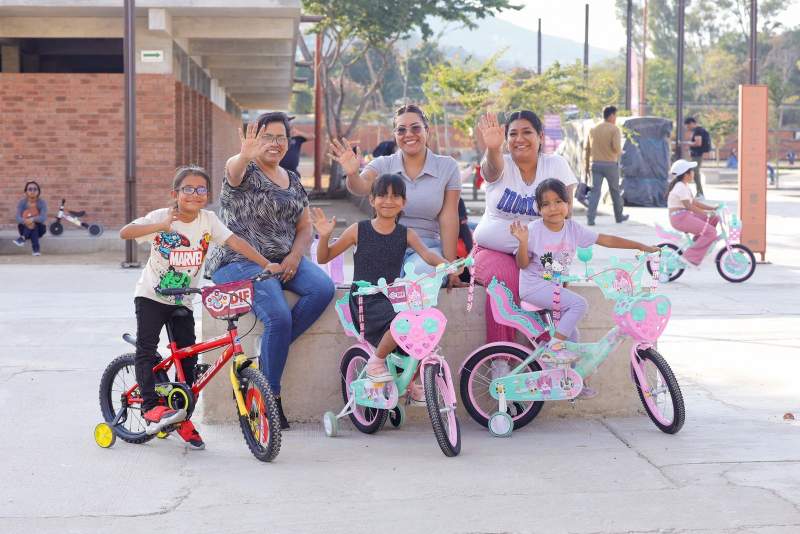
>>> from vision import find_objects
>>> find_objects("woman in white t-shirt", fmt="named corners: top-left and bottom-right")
top-left (471, 111), bottom-right (578, 343)
top-left (667, 159), bottom-right (719, 265)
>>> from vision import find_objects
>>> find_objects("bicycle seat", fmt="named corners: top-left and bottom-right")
top-left (68, 209), bottom-right (86, 217)
top-left (521, 301), bottom-right (545, 312)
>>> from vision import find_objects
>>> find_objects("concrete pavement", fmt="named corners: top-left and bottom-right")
top-left (1, 178), bottom-right (799, 533)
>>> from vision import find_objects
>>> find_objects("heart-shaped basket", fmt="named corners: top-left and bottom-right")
top-left (614, 294), bottom-right (671, 342)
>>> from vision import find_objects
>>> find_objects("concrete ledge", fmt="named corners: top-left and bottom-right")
top-left (0, 230), bottom-right (149, 255)
top-left (200, 285), bottom-right (641, 424)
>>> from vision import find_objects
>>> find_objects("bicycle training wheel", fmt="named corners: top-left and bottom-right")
top-left (238, 367), bottom-right (281, 462)
top-left (424, 362), bottom-right (461, 457)
top-left (631, 348), bottom-right (685, 434)
top-left (98, 353), bottom-right (154, 444)
top-left (460, 345), bottom-right (544, 430)
top-left (715, 244), bottom-right (756, 283)
top-left (340, 348), bottom-right (388, 434)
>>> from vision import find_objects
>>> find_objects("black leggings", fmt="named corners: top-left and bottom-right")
top-left (134, 297), bottom-right (197, 411)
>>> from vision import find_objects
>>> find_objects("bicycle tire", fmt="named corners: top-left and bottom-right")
top-left (715, 244), bottom-right (756, 283)
top-left (424, 363), bottom-right (461, 457)
top-left (632, 347), bottom-right (685, 434)
top-left (98, 353), bottom-right (154, 444)
top-left (460, 345), bottom-right (544, 430)
top-left (237, 367), bottom-right (282, 462)
top-left (339, 347), bottom-right (388, 433)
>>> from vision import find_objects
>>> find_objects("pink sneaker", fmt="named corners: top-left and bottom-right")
top-left (365, 356), bottom-right (392, 382)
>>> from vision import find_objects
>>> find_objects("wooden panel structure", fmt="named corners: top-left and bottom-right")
top-left (738, 85), bottom-right (768, 260)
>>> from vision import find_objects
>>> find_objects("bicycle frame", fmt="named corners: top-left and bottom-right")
top-left (120, 320), bottom-right (252, 418)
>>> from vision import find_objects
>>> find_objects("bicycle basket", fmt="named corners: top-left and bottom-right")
top-left (201, 280), bottom-right (254, 319)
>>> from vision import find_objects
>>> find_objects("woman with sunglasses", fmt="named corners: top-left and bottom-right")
top-left (13, 181), bottom-right (48, 256)
top-left (471, 110), bottom-right (578, 343)
top-left (206, 111), bottom-right (335, 430)
top-left (329, 104), bottom-right (463, 288)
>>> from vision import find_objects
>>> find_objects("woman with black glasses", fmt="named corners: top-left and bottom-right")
top-left (329, 104), bottom-right (464, 288)
top-left (13, 181), bottom-right (48, 256)
top-left (206, 111), bottom-right (334, 429)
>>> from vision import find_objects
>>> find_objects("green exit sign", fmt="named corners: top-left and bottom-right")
top-left (141, 50), bottom-right (164, 63)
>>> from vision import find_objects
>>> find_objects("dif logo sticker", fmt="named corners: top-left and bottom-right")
top-left (204, 287), bottom-right (252, 314)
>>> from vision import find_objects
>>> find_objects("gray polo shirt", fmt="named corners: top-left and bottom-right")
top-left (365, 149), bottom-right (461, 241)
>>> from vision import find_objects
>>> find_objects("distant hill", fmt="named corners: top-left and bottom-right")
top-left (424, 16), bottom-right (619, 69)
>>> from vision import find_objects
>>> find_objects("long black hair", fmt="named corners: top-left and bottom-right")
top-left (535, 178), bottom-right (569, 209)
top-left (370, 173), bottom-right (406, 222)
top-left (505, 110), bottom-right (544, 153)
top-left (668, 169), bottom-right (693, 194)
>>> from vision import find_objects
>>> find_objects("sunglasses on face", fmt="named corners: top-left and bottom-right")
top-left (394, 124), bottom-right (425, 136)
top-left (177, 185), bottom-right (208, 196)
top-left (26, 186), bottom-right (39, 192)
top-left (261, 134), bottom-right (288, 145)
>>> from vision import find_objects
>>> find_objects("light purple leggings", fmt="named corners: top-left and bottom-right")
top-left (520, 281), bottom-right (587, 342)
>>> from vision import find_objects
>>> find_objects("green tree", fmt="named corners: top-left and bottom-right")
top-left (302, 0), bottom-right (520, 193)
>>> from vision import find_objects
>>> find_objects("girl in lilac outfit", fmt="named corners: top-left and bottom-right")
top-left (511, 179), bottom-right (658, 397)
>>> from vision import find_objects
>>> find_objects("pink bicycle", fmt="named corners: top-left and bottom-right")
top-left (459, 249), bottom-right (685, 437)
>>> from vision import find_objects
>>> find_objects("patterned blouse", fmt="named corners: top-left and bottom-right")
top-left (206, 161), bottom-right (309, 274)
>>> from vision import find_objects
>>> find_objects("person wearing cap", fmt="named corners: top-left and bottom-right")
top-left (666, 159), bottom-right (719, 265)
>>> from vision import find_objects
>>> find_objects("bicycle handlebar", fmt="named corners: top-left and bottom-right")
top-left (352, 257), bottom-right (474, 296)
top-left (154, 270), bottom-right (283, 297)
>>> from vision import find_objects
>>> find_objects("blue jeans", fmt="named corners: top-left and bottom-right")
top-left (212, 257), bottom-right (334, 395)
top-left (402, 237), bottom-right (442, 277)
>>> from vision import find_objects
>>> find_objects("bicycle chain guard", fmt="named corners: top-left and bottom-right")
top-left (490, 367), bottom-right (583, 402)
top-left (349, 379), bottom-right (399, 409)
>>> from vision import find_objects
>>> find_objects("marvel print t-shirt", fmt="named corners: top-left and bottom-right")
top-left (133, 208), bottom-right (233, 307)
top-left (473, 153), bottom-right (577, 253)
top-left (518, 219), bottom-right (598, 292)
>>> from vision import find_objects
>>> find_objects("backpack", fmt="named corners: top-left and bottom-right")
top-left (698, 128), bottom-right (712, 154)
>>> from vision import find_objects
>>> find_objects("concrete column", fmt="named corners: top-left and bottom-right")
top-left (1, 44), bottom-right (21, 72)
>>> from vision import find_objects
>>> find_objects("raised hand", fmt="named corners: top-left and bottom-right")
top-left (328, 138), bottom-right (361, 177)
top-left (509, 220), bottom-right (528, 243)
top-left (478, 112), bottom-right (505, 151)
top-left (238, 121), bottom-right (265, 162)
top-left (159, 207), bottom-right (178, 232)
top-left (310, 207), bottom-right (336, 237)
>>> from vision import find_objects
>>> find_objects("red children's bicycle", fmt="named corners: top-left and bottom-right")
top-left (94, 271), bottom-right (282, 462)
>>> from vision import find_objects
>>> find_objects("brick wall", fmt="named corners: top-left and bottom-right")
top-left (0, 73), bottom-right (240, 229)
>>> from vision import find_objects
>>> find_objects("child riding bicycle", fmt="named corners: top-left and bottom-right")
top-left (119, 165), bottom-right (280, 447)
top-left (511, 179), bottom-right (659, 398)
top-left (310, 174), bottom-right (449, 399)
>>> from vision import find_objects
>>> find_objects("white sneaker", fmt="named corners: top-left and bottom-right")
top-left (13, 238), bottom-right (25, 247)
top-left (32, 252), bottom-right (41, 257)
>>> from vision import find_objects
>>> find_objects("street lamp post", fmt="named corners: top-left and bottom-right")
top-left (749, 0), bottom-right (758, 84)
top-left (674, 0), bottom-right (686, 161)
top-left (625, 0), bottom-right (633, 111)
top-left (122, 0), bottom-right (139, 268)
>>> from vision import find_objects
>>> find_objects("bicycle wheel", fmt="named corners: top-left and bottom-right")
top-left (237, 367), bottom-right (281, 462)
top-left (460, 345), bottom-right (544, 430)
top-left (715, 244), bottom-right (756, 283)
top-left (49, 221), bottom-right (63, 236)
top-left (340, 348), bottom-right (388, 434)
top-left (647, 243), bottom-right (685, 282)
top-left (98, 353), bottom-right (154, 444)
top-left (424, 362), bottom-right (461, 457)
top-left (631, 347), bottom-right (685, 434)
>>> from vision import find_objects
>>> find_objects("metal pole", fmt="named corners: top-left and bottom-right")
top-left (313, 31), bottom-right (323, 192)
top-left (583, 4), bottom-right (589, 86)
top-left (675, 0), bottom-right (686, 161)
top-left (641, 0), bottom-right (648, 115)
top-left (625, 0), bottom-right (633, 110)
top-left (122, 0), bottom-right (139, 268)
top-left (537, 18), bottom-right (542, 75)
top-left (749, 0), bottom-right (758, 84)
